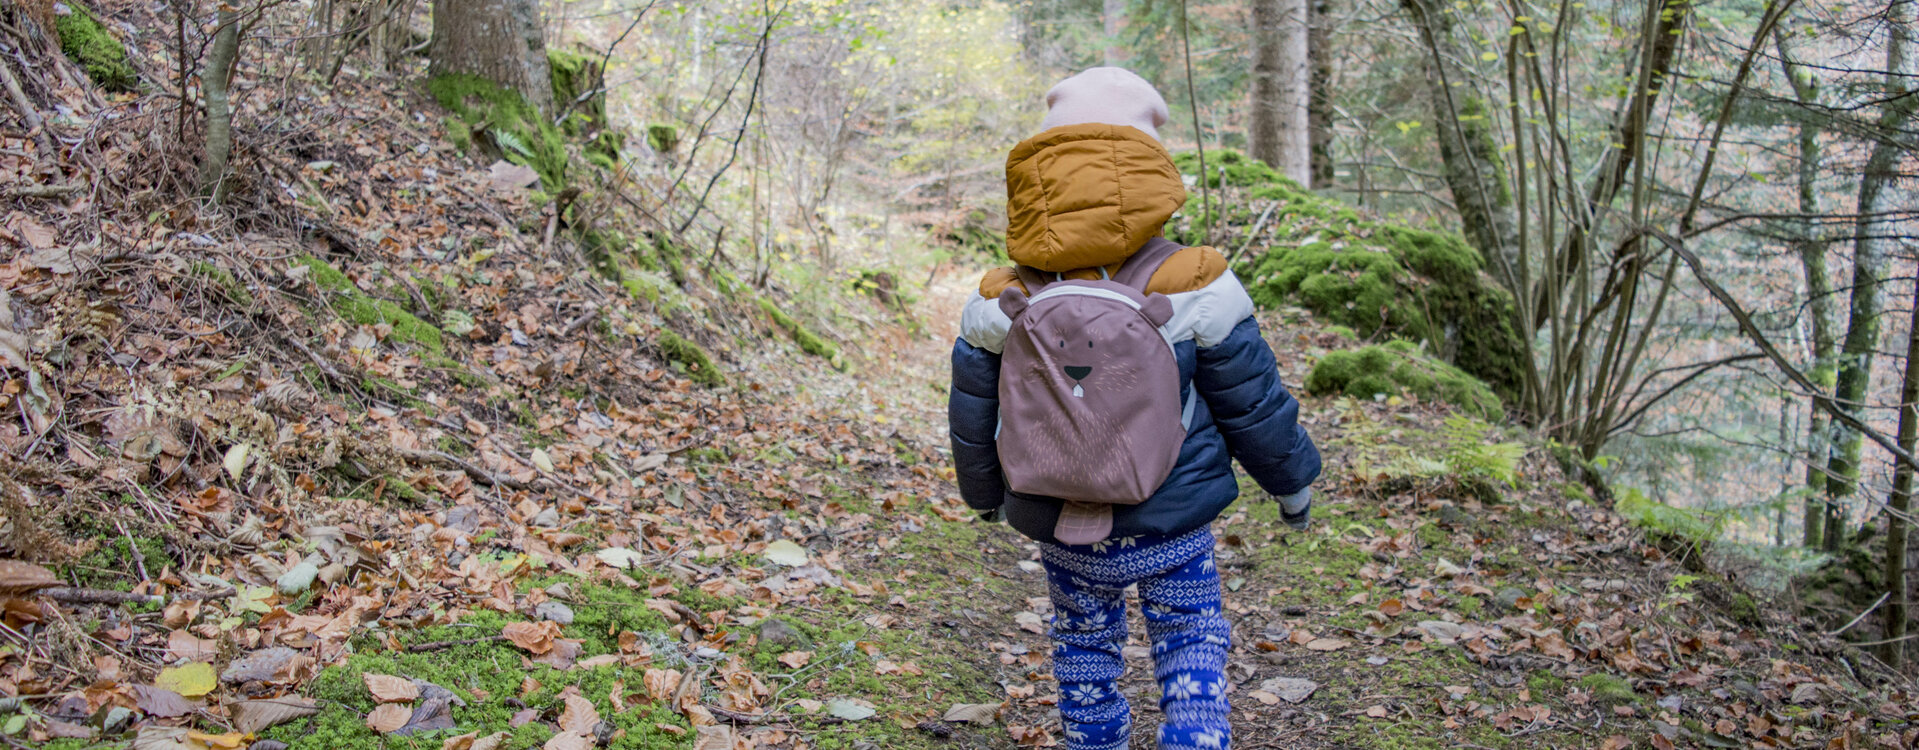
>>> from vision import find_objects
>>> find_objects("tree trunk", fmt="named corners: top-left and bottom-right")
top-left (1102, 0), bottom-right (1125, 67)
top-left (1400, 0), bottom-right (1517, 284)
top-left (1775, 27), bottom-right (1837, 547)
top-left (1250, 0), bottom-right (1311, 184)
top-left (1308, 0), bottom-right (1336, 187)
top-left (1875, 0), bottom-right (1914, 666)
top-left (198, 7), bottom-right (240, 202)
top-left (429, 0), bottom-right (553, 114)
top-left (1823, 2), bottom-right (1915, 553)
top-left (1884, 271), bottom-right (1918, 667)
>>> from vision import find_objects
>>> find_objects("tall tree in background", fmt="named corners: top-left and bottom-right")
top-left (1398, 0), bottom-right (1516, 284)
top-left (1308, 0), bottom-right (1335, 186)
top-left (1103, 0), bottom-right (1125, 65)
top-left (1822, 2), bottom-right (1915, 553)
top-left (1774, 25), bottom-right (1837, 547)
top-left (1250, 0), bottom-right (1311, 184)
top-left (429, 0), bottom-right (553, 113)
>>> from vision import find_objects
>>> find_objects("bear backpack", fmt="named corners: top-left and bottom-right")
top-left (997, 238), bottom-right (1192, 544)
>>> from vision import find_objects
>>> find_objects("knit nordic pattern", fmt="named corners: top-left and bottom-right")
top-left (1041, 529), bottom-right (1231, 750)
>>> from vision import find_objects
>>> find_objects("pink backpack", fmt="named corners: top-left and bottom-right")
top-left (996, 239), bottom-right (1190, 544)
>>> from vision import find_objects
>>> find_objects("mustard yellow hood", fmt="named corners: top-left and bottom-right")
top-left (1003, 124), bottom-right (1188, 273)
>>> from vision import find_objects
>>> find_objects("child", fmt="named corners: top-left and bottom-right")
top-left (948, 67), bottom-right (1320, 750)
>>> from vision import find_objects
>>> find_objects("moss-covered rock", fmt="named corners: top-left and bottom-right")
top-left (295, 255), bottom-right (445, 353)
top-left (427, 74), bottom-right (567, 190)
top-left (548, 48), bottom-right (623, 168)
top-left (56, 3), bottom-right (137, 92)
top-left (1307, 341), bottom-right (1502, 419)
top-left (657, 329), bottom-right (723, 387)
top-left (646, 123), bottom-right (679, 154)
top-left (1173, 149), bottom-right (1526, 405)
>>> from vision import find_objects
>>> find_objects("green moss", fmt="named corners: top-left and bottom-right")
top-left (443, 116), bottom-right (473, 152)
top-left (1173, 149), bottom-right (1525, 404)
top-left (1307, 341), bottom-right (1502, 419)
top-left (426, 74), bottom-right (568, 190)
top-left (1527, 669), bottom-right (1566, 694)
top-left (295, 255), bottom-right (445, 353)
top-left (188, 261), bottom-right (254, 306)
top-left (757, 299), bottom-right (843, 369)
top-left (55, 3), bottom-right (137, 92)
top-left (1578, 673), bottom-right (1638, 706)
top-left (60, 532), bottom-right (169, 591)
top-left (1615, 488), bottom-right (1721, 543)
top-left (646, 124), bottom-right (679, 153)
top-left (657, 329), bottom-right (724, 388)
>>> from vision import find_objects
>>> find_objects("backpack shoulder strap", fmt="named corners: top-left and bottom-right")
top-left (1112, 236), bottom-right (1186, 291)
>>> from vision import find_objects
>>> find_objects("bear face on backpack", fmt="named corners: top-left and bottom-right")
top-left (996, 270), bottom-right (1182, 544)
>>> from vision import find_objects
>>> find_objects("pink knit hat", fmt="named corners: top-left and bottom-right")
top-left (1040, 67), bottom-right (1170, 142)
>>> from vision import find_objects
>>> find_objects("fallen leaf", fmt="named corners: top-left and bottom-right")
top-left (1014, 611), bottom-right (1046, 634)
top-left (443, 732), bottom-right (511, 750)
top-left (364, 673), bottom-right (420, 703)
top-left (595, 547), bottom-right (646, 569)
top-left (230, 696), bottom-right (321, 733)
top-left (763, 539), bottom-right (808, 566)
top-left (1365, 705), bottom-right (1389, 718)
top-left (943, 702), bottom-right (1002, 724)
top-left (488, 161), bottom-right (541, 191)
top-left (223, 443), bottom-right (251, 481)
top-left (826, 697), bottom-right (877, 721)
top-left (1259, 677), bottom-right (1319, 704)
top-left (531, 447), bottom-right (555, 473)
top-left (1305, 638), bottom-right (1350, 651)
top-left (693, 725), bottom-right (735, 750)
top-left (188, 730), bottom-right (248, 749)
top-left (542, 732), bottom-right (592, 750)
top-left (558, 694), bottom-right (600, 734)
top-left (503, 620), bottom-right (563, 655)
top-left (0, 560), bottom-right (59, 594)
top-left (132, 685), bottom-right (192, 718)
top-left (155, 662), bottom-right (217, 698)
top-left (778, 651), bottom-right (812, 669)
top-left (366, 703), bottom-right (412, 733)
top-left (131, 726), bottom-right (195, 750)
top-left (165, 629), bottom-right (219, 662)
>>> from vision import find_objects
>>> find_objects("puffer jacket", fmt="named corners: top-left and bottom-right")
top-left (949, 123), bottom-right (1321, 545)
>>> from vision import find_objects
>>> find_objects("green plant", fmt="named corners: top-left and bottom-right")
top-left (1438, 415), bottom-right (1527, 486)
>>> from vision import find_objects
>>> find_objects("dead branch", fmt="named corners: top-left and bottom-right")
top-left (37, 586), bottom-right (235, 606)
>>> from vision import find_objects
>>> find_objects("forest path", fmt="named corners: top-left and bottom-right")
top-left (788, 269), bottom-right (1705, 750)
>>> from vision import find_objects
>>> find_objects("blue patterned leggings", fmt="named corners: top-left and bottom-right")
top-left (1040, 527), bottom-right (1230, 750)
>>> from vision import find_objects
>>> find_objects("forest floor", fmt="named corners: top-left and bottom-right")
top-left (1, 9), bottom-right (1914, 747)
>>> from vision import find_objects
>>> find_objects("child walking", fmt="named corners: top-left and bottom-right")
top-left (948, 68), bottom-right (1320, 750)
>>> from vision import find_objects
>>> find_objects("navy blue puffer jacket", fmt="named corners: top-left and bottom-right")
top-left (948, 268), bottom-right (1321, 545)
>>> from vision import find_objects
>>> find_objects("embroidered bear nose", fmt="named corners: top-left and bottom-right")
top-left (1064, 365), bottom-right (1092, 381)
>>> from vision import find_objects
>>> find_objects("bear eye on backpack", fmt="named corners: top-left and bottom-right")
top-left (995, 238), bottom-right (1192, 545)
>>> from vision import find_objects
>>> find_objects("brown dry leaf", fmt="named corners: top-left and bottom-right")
top-left (366, 703), bottom-right (412, 733)
top-left (643, 668), bottom-right (683, 701)
top-left (132, 685), bottom-right (192, 718)
top-left (542, 732), bottom-right (593, 750)
top-left (1599, 737), bottom-right (1632, 750)
top-left (777, 651), bottom-right (812, 669)
top-left (165, 629), bottom-right (219, 662)
top-left (1304, 638), bottom-right (1350, 652)
top-left (0, 560), bottom-right (59, 594)
top-left (1379, 598), bottom-right (1405, 617)
top-left (503, 620), bottom-right (562, 655)
top-left (558, 694), bottom-right (601, 735)
top-left (1364, 705), bottom-right (1389, 718)
top-left (693, 724), bottom-right (736, 750)
top-left (1247, 690), bottom-right (1280, 706)
top-left (364, 673), bottom-right (420, 703)
top-left (532, 638), bottom-right (582, 669)
top-left (942, 702), bottom-right (1002, 724)
top-left (131, 726), bottom-right (195, 750)
top-left (229, 697), bottom-right (321, 733)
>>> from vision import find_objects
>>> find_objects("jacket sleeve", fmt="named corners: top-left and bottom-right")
top-left (1194, 316), bottom-right (1321, 497)
top-left (948, 338), bottom-right (1005, 512)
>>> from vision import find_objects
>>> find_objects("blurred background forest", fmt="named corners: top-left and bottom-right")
top-left (4, 0), bottom-right (1918, 688)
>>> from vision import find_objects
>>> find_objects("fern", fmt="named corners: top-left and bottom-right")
top-left (492, 129), bottom-right (534, 158)
top-left (1438, 415), bottom-right (1526, 486)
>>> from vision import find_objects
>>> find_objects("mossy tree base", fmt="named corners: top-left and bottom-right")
top-left (296, 255), bottom-right (445, 353)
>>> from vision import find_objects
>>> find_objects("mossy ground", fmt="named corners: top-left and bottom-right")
top-left (757, 299), bottom-right (844, 370)
top-left (656, 329), bottom-right (723, 387)
top-left (1171, 149), bottom-right (1524, 406)
top-left (1306, 340), bottom-right (1502, 419)
top-left (56, 2), bottom-right (138, 92)
top-left (295, 255), bottom-right (446, 353)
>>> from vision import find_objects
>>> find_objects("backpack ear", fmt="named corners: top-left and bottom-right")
top-left (1140, 293), bottom-right (1173, 327)
top-left (999, 287), bottom-right (1029, 319)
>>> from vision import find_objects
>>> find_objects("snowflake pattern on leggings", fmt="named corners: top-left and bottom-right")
top-left (1040, 528), bottom-right (1231, 750)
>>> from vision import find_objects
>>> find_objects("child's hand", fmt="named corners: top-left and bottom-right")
top-left (1274, 487), bottom-right (1312, 530)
